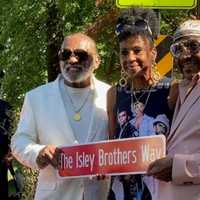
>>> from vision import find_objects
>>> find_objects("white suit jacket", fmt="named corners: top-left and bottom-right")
top-left (156, 79), bottom-right (200, 200)
top-left (11, 75), bottom-right (110, 200)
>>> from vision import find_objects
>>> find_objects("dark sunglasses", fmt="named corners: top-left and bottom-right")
top-left (116, 19), bottom-right (153, 37)
top-left (59, 49), bottom-right (89, 62)
top-left (170, 39), bottom-right (200, 58)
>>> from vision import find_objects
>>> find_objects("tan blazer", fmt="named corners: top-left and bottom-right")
top-left (155, 79), bottom-right (200, 200)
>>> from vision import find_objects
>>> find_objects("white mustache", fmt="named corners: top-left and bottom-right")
top-left (64, 64), bottom-right (83, 70)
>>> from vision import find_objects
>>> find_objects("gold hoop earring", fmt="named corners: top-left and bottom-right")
top-left (119, 68), bottom-right (128, 87)
top-left (151, 63), bottom-right (161, 85)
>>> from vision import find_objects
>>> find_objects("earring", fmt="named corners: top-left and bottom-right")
top-left (151, 63), bottom-right (161, 85)
top-left (119, 68), bottom-right (128, 87)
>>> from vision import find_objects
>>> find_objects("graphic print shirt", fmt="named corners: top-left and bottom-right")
top-left (111, 78), bottom-right (172, 200)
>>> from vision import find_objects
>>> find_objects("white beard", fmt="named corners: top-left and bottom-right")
top-left (60, 61), bottom-right (94, 83)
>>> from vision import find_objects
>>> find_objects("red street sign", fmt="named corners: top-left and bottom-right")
top-left (58, 135), bottom-right (166, 178)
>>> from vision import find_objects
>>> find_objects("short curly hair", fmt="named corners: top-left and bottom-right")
top-left (116, 8), bottom-right (160, 43)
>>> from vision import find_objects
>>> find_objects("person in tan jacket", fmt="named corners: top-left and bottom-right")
top-left (147, 20), bottom-right (200, 200)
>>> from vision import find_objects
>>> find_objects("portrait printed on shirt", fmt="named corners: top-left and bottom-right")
top-left (116, 84), bottom-right (171, 139)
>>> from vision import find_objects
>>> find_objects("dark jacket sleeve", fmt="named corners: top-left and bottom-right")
top-left (0, 100), bottom-right (11, 160)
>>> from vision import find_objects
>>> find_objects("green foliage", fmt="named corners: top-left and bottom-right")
top-left (0, 1), bottom-right (48, 109)
top-left (20, 167), bottom-right (38, 200)
top-left (0, 0), bottom-right (192, 109)
top-left (0, 0), bottom-right (115, 109)
top-left (160, 9), bottom-right (193, 35)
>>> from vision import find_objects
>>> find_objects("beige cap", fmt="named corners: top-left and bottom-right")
top-left (174, 20), bottom-right (200, 41)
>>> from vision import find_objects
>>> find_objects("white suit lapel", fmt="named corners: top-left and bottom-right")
top-left (52, 76), bottom-right (76, 144)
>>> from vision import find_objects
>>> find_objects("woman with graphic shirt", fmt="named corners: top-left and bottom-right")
top-left (107, 8), bottom-right (172, 200)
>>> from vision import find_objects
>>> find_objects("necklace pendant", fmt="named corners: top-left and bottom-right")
top-left (134, 101), bottom-right (140, 107)
top-left (73, 112), bottom-right (81, 121)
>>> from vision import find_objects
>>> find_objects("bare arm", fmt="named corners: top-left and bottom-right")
top-left (168, 80), bottom-right (179, 110)
top-left (107, 86), bottom-right (117, 139)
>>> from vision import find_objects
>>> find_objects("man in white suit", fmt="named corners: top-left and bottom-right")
top-left (147, 20), bottom-right (200, 200)
top-left (11, 33), bottom-right (110, 200)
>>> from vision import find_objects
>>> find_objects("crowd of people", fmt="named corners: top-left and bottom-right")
top-left (0, 7), bottom-right (200, 200)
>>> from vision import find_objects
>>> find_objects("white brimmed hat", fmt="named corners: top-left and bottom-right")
top-left (174, 20), bottom-right (200, 41)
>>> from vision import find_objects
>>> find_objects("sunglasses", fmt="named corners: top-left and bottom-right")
top-left (170, 39), bottom-right (200, 58)
top-left (59, 49), bottom-right (89, 62)
top-left (116, 19), bottom-right (153, 37)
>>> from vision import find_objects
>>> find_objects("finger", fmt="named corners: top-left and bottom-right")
top-left (96, 174), bottom-right (106, 180)
top-left (147, 159), bottom-right (161, 172)
top-left (36, 155), bottom-right (49, 169)
top-left (57, 149), bottom-right (64, 162)
top-left (147, 162), bottom-right (156, 174)
top-left (155, 168), bottom-right (172, 180)
top-left (89, 175), bottom-right (94, 180)
top-left (98, 175), bottom-right (106, 180)
top-left (45, 146), bottom-right (61, 168)
top-left (45, 152), bottom-right (58, 168)
top-left (147, 158), bottom-right (168, 175)
top-left (44, 150), bottom-right (54, 160)
top-left (50, 158), bottom-right (58, 168)
top-left (96, 174), bottom-right (100, 180)
top-left (53, 148), bottom-right (62, 168)
top-left (48, 145), bottom-right (57, 155)
top-left (153, 168), bottom-right (172, 182)
top-left (147, 165), bottom-right (162, 176)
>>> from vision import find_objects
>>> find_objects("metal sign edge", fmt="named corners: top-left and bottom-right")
top-left (116, 0), bottom-right (197, 9)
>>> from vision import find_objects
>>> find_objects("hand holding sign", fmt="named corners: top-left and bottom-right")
top-left (58, 135), bottom-right (166, 178)
top-left (36, 145), bottom-right (61, 169)
top-left (147, 156), bottom-right (173, 182)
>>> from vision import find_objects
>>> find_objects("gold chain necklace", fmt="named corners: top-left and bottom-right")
top-left (132, 90), bottom-right (147, 103)
top-left (131, 87), bottom-right (152, 112)
top-left (65, 87), bottom-right (91, 121)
